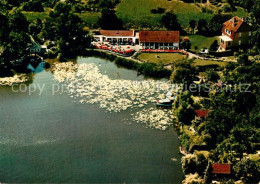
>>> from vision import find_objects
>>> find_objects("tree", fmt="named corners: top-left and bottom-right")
top-left (174, 91), bottom-right (196, 125)
top-left (181, 41), bottom-right (191, 51)
top-left (182, 154), bottom-right (198, 174)
top-left (98, 8), bottom-right (123, 30)
top-left (23, 0), bottom-right (44, 12)
top-left (0, 10), bottom-right (30, 75)
top-left (171, 59), bottom-right (198, 85)
top-left (161, 11), bottom-right (182, 31)
top-left (204, 69), bottom-right (220, 82)
top-left (29, 19), bottom-right (43, 42)
top-left (237, 54), bottom-right (252, 66)
top-left (9, 11), bottom-right (29, 33)
top-left (209, 40), bottom-right (219, 52)
top-left (197, 19), bottom-right (208, 35)
top-left (207, 14), bottom-right (232, 36)
top-left (189, 20), bottom-right (196, 34)
top-left (233, 159), bottom-right (260, 183)
top-left (43, 2), bottom-right (91, 57)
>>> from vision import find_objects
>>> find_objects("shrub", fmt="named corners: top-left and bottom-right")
top-left (209, 40), bottom-right (219, 52)
top-left (151, 7), bottom-right (165, 14)
top-left (182, 173), bottom-right (204, 184)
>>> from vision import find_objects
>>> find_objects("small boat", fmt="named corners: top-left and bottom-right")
top-left (156, 98), bottom-right (173, 107)
top-left (156, 91), bottom-right (176, 107)
top-left (179, 146), bottom-right (187, 155)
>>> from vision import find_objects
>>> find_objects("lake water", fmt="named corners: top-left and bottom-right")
top-left (0, 57), bottom-right (183, 183)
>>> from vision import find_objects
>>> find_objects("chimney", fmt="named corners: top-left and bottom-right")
top-left (233, 17), bottom-right (237, 27)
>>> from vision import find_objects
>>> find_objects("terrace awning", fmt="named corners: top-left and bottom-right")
top-left (219, 36), bottom-right (233, 42)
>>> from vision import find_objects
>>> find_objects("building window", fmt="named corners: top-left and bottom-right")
top-left (239, 33), bottom-right (242, 37)
top-left (239, 40), bottom-right (241, 45)
top-left (249, 31), bottom-right (252, 36)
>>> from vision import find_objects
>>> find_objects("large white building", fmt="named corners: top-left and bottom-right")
top-left (93, 30), bottom-right (139, 45)
top-left (92, 30), bottom-right (180, 52)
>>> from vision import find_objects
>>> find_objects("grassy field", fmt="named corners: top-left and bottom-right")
top-left (183, 35), bottom-right (219, 52)
top-left (77, 12), bottom-right (101, 26)
top-left (21, 0), bottom-right (247, 29)
top-left (116, 0), bottom-right (247, 29)
top-left (137, 53), bottom-right (186, 65)
top-left (116, 0), bottom-right (212, 28)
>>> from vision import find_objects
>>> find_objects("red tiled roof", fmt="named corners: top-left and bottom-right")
top-left (212, 163), bottom-right (231, 174)
top-left (100, 30), bottom-right (134, 37)
top-left (223, 16), bottom-right (244, 33)
top-left (222, 16), bottom-right (252, 40)
top-left (139, 31), bottom-right (179, 43)
top-left (195, 110), bottom-right (210, 118)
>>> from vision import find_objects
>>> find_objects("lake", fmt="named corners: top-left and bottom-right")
top-left (0, 57), bottom-right (183, 183)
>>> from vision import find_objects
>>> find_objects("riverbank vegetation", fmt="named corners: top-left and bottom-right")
top-left (173, 54), bottom-right (260, 183)
top-left (84, 49), bottom-right (172, 78)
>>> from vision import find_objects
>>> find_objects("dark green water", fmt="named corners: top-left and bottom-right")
top-left (0, 57), bottom-right (183, 183)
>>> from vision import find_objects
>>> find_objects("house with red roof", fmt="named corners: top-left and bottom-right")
top-left (139, 31), bottom-right (180, 50)
top-left (195, 109), bottom-right (210, 118)
top-left (219, 16), bottom-right (252, 51)
top-left (212, 163), bottom-right (231, 175)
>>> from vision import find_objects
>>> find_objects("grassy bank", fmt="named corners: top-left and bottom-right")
top-left (193, 59), bottom-right (227, 67)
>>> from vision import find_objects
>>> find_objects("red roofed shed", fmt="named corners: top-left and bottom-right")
top-left (195, 110), bottom-right (210, 118)
top-left (212, 163), bottom-right (231, 174)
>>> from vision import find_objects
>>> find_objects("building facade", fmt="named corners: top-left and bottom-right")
top-left (93, 30), bottom-right (139, 45)
top-left (219, 16), bottom-right (252, 51)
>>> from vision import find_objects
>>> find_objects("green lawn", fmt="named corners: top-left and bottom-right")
top-left (137, 53), bottom-right (227, 66)
top-left (137, 53), bottom-right (186, 65)
top-left (193, 59), bottom-right (227, 67)
top-left (183, 35), bottom-right (219, 52)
